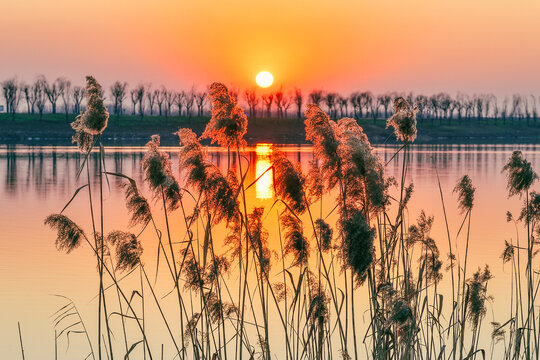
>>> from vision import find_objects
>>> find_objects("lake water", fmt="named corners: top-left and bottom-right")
top-left (1, 143), bottom-right (539, 359)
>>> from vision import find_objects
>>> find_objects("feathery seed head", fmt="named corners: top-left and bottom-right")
top-left (44, 214), bottom-right (85, 253)
top-left (502, 150), bottom-right (538, 197)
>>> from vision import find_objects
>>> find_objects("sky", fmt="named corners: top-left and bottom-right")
top-left (1, 0), bottom-right (540, 96)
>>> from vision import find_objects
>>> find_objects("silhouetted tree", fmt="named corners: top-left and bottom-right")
top-left (156, 87), bottom-right (166, 116)
top-left (196, 91), bottom-right (207, 117)
top-left (58, 78), bottom-right (71, 121)
top-left (175, 91), bottom-right (185, 116)
top-left (2, 78), bottom-right (19, 120)
top-left (309, 90), bottom-right (323, 106)
top-left (377, 93), bottom-right (392, 118)
top-left (147, 87), bottom-right (158, 116)
top-left (294, 88), bottom-right (303, 119)
top-left (184, 89), bottom-right (195, 119)
top-left (324, 92), bottom-right (337, 119)
top-left (262, 93), bottom-right (273, 117)
top-left (164, 89), bottom-right (176, 118)
top-left (44, 78), bottom-right (61, 114)
top-left (34, 76), bottom-right (47, 121)
top-left (110, 81), bottom-right (127, 118)
top-left (72, 86), bottom-right (85, 115)
top-left (133, 84), bottom-right (145, 117)
top-left (244, 88), bottom-right (259, 118)
top-left (275, 89), bottom-right (285, 118)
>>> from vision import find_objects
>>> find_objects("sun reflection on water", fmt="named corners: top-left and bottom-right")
top-left (255, 143), bottom-right (274, 199)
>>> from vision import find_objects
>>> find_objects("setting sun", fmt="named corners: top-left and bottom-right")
top-left (256, 71), bottom-right (273, 88)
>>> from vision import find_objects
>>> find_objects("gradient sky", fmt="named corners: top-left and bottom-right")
top-left (1, 0), bottom-right (539, 96)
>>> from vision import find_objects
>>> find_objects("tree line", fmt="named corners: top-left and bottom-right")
top-left (2, 75), bottom-right (539, 125)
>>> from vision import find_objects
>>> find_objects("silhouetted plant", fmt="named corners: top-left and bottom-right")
top-left (44, 214), bottom-right (85, 253)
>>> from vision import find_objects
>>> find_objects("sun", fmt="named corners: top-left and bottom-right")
top-left (256, 71), bottom-right (274, 88)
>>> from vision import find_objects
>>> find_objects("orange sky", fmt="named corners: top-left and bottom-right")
top-left (1, 0), bottom-right (539, 95)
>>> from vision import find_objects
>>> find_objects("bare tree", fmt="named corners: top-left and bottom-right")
top-left (183, 89), bottom-right (195, 119)
top-left (244, 88), bottom-right (259, 118)
top-left (146, 87), bottom-right (158, 116)
top-left (58, 78), bottom-right (72, 121)
top-left (164, 89), bottom-right (176, 118)
top-left (309, 90), bottom-right (323, 106)
top-left (2, 78), bottom-right (19, 120)
top-left (349, 92), bottom-right (360, 118)
top-left (262, 93), bottom-right (273, 117)
top-left (130, 89), bottom-right (138, 115)
top-left (156, 87), bottom-right (166, 116)
top-left (34, 77), bottom-right (47, 121)
top-left (175, 91), bottom-right (185, 117)
top-left (110, 81), bottom-right (127, 119)
top-left (324, 92), bottom-right (338, 119)
top-left (294, 88), bottom-right (303, 119)
top-left (377, 93), bottom-right (392, 118)
top-left (44, 78), bottom-right (61, 114)
top-left (274, 89), bottom-right (285, 118)
top-left (283, 93), bottom-right (292, 118)
top-left (133, 84), bottom-right (145, 117)
top-left (338, 95), bottom-right (348, 118)
top-left (73, 86), bottom-right (85, 115)
top-left (195, 91), bottom-right (207, 117)
top-left (21, 82), bottom-right (33, 114)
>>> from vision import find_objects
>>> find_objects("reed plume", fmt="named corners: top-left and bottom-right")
top-left (338, 208), bottom-right (375, 284)
top-left (454, 175), bottom-right (475, 213)
top-left (44, 214), bottom-right (85, 253)
top-left (141, 135), bottom-right (181, 211)
top-left (280, 211), bottom-right (310, 267)
top-left (315, 218), bottom-right (333, 252)
top-left (467, 266), bottom-right (493, 330)
top-left (386, 96), bottom-right (418, 143)
top-left (502, 150), bottom-right (538, 197)
top-left (202, 82), bottom-right (248, 147)
top-left (178, 128), bottom-right (240, 224)
top-left (271, 148), bottom-right (307, 214)
top-left (106, 231), bottom-right (143, 271)
top-left (304, 104), bottom-right (341, 190)
top-left (121, 181), bottom-right (152, 227)
top-left (70, 76), bottom-right (108, 151)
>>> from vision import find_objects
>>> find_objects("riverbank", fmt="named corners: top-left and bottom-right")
top-left (1, 113), bottom-right (539, 145)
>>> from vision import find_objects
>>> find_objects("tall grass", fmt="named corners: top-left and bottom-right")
top-left (44, 78), bottom-right (539, 359)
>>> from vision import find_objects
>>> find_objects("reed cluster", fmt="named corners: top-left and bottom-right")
top-left (44, 78), bottom-right (539, 359)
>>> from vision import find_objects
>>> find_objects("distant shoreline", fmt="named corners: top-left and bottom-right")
top-left (1, 113), bottom-right (539, 146)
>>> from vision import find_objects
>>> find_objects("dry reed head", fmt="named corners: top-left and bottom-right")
top-left (44, 214), bottom-right (85, 253)
top-left (106, 231), bottom-right (143, 271)
top-left (202, 82), bottom-right (247, 148)
top-left (304, 104), bottom-right (341, 190)
top-left (453, 175), bottom-right (475, 214)
top-left (141, 135), bottom-right (181, 211)
top-left (502, 150), bottom-right (538, 197)
top-left (501, 240), bottom-right (514, 263)
top-left (80, 76), bottom-right (109, 135)
top-left (339, 208), bottom-right (375, 285)
top-left (271, 148), bottom-right (307, 214)
top-left (182, 252), bottom-right (205, 291)
top-left (204, 255), bottom-right (230, 285)
top-left (248, 207), bottom-right (272, 277)
top-left (71, 117), bottom-right (94, 152)
top-left (335, 117), bottom-right (388, 213)
top-left (518, 191), bottom-right (540, 224)
top-left (305, 160), bottom-right (324, 203)
top-left (467, 265), bottom-right (493, 329)
top-left (122, 181), bottom-right (152, 227)
top-left (315, 218), bottom-right (333, 252)
top-left (280, 210), bottom-right (309, 267)
top-left (386, 96), bottom-right (418, 143)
